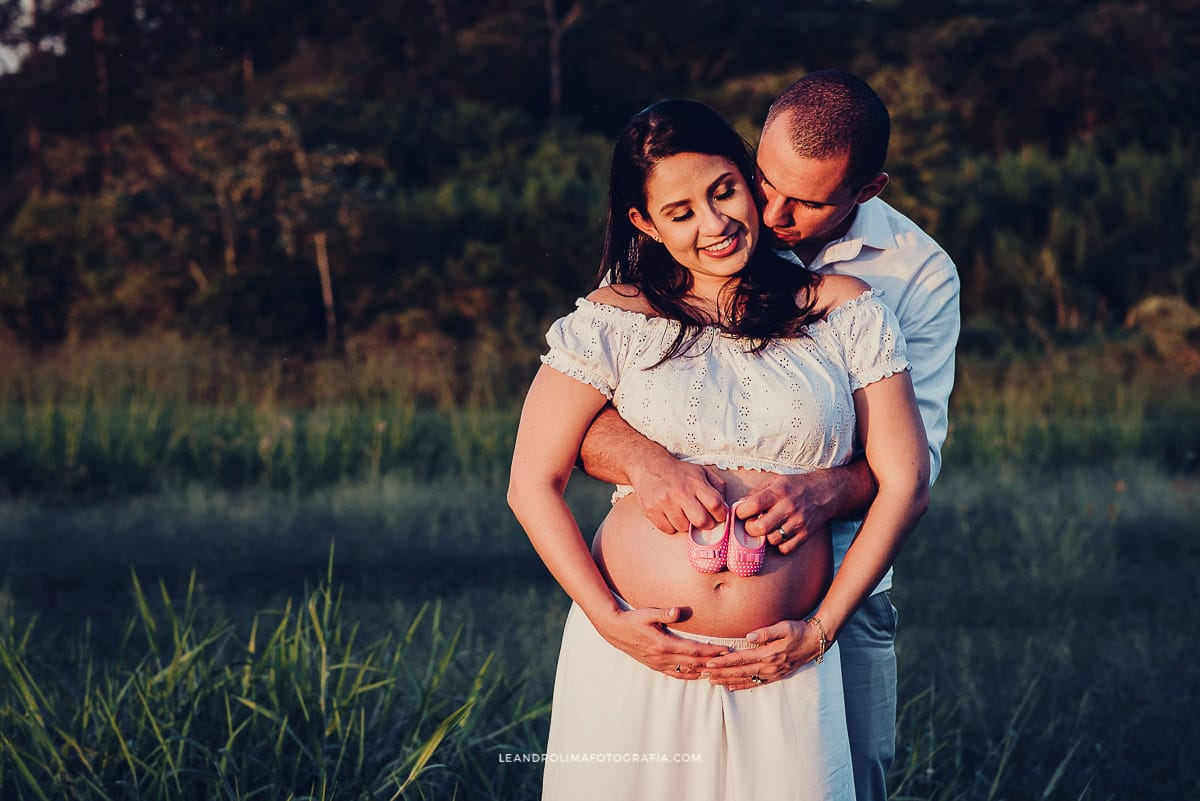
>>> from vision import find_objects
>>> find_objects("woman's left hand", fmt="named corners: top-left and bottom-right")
top-left (700, 619), bottom-right (822, 691)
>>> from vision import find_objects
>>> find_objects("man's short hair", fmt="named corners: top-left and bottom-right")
top-left (764, 70), bottom-right (891, 191)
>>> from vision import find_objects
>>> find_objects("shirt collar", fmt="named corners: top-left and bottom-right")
top-left (774, 197), bottom-right (896, 269)
top-left (817, 198), bottom-right (895, 267)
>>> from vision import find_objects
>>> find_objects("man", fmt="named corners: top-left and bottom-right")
top-left (577, 70), bottom-right (960, 801)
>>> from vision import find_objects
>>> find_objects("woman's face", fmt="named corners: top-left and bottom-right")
top-left (628, 152), bottom-right (759, 283)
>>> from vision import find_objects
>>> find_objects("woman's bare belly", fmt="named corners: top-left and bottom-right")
top-left (591, 467), bottom-right (832, 638)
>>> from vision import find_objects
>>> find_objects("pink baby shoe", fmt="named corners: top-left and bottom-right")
top-left (687, 503), bottom-right (730, 574)
top-left (726, 500), bottom-right (766, 577)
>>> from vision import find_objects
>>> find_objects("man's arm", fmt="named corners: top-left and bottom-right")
top-left (579, 405), bottom-right (728, 533)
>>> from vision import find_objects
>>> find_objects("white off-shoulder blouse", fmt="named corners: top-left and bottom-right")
top-left (541, 290), bottom-right (911, 499)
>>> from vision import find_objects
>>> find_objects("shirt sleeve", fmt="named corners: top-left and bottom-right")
top-left (892, 250), bottom-right (960, 485)
top-left (831, 291), bottom-right (912, 391)
top-left (540, 301), bottom-right (625, 399)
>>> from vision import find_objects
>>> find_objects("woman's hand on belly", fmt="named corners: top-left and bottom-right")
top-left (589, 606), bottom-right (731, 678)
top-left (699, 618), bottom-right (825, 691)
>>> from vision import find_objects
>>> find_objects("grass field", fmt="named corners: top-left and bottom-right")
top-left (1, 338), bottom-right (1198, 799)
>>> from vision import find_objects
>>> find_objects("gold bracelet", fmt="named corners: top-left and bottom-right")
top-left (807, 617), bottom-right (827, 664)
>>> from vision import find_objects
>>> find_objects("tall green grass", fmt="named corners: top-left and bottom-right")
top-left (0, 557), bottom-right (549, 800)
top-left (2, 463), bottom-right (1196, 798)
top-left (947, 342), bottom-right (1200, 472)
top-left (890, 460), bottom-right (1200, 799)
top-left (0, 336), bottom-right (524, 495)
top-left (2, 335), bottom-right (1198, 798)
top-left (3, 335), bottom-right (1198, 497)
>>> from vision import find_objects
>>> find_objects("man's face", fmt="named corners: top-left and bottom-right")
top-left (755, 118), bottom-right (864, 254)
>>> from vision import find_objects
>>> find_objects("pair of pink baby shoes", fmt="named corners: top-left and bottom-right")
top-left (686, 500), bottom-right (766, 577)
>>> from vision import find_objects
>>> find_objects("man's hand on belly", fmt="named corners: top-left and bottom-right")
top-left (736, 464), bottom-right (872, 554)
top-left (629, 458), bottom-right (728, 533)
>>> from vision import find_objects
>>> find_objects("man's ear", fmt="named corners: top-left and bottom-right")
top-left (856, 172), bottom-right (889, 204)
top-left (628, 207), bottom-right (659, 240)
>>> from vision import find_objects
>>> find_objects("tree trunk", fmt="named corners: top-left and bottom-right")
top-left (215, 173), bottom-right (238, 275)
top-left (313, 231), bottom-right (337, 348)
top-left (285, 119), bottom-right (338, 349)
top-left (544, 0), bottom-right (582, 122)
top-left (92, 1), bottom-right (115, 244)
top-left (188, 261), bottom-right (210, 291)
top-left (27, 119), bottom-right (44, 199)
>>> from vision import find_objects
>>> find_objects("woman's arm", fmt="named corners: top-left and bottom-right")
top-left (811, 370), bottom-right (929, 642)
top-left (508, 365), bottom-right (626, 621)
top-left (700, 370), bottom-right (929, 689)
top-left (508, 365), bottom-right (729, 672)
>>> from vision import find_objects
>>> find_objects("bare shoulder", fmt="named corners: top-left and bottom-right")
top-left (811, 274), bottom-right (873, 316)
top-left (586, 284), bottom-right (657, 316)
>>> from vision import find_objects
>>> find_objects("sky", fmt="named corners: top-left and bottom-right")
top-left (1, 0), bottom-right (90, 75)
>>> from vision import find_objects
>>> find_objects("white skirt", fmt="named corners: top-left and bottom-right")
top-left (542, 603), bottom-right (855, 801)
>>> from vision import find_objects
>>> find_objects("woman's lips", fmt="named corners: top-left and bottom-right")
top-left (702, 232), bottom-right (740, 258)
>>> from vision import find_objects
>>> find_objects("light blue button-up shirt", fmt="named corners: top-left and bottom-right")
top-left (778, 197), bottom-right (961, 593)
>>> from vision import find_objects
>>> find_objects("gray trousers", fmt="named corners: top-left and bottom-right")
top-left (837, 591), bottom-right (899, 801)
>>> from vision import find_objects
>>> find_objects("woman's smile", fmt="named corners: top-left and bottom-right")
top-left (628, 151), bottom-right (760, 292)
top-left (701, 231), bottom-right (743, 258)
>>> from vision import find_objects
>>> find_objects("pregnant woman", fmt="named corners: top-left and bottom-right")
top-left (508, 99), bottom-right (929, 801)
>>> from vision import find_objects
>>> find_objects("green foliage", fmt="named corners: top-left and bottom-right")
top-left (937, 138), bottom-right (1200, 333)
top-left (894, 1), bottom-right (1200, 155)
top-left (0, 193), bottom-right (105, 342)
top-left (1, 0), bottom-right (1198, 354)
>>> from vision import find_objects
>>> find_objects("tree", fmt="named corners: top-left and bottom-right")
top-left (544, 0), bottom-right (582, 122)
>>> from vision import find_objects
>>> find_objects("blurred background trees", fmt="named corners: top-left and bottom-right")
top-left (1, 0), bottom-right (1197, 375)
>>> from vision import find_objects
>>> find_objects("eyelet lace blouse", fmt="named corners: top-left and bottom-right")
top-left (541, 289), bottom-right (911, 501)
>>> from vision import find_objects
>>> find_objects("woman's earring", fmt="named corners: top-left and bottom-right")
top-left (651, 233), bottom-right (661, 243)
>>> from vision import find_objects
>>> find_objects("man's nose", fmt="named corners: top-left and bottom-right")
top-left (760, 192), bottom-right (790, 230)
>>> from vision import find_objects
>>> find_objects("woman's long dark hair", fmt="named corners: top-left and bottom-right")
top-left (598, 99), bottom-right (822, 361)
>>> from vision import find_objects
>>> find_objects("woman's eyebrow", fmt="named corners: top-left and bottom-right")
top-left (657, 173), bottom-right (736, 214)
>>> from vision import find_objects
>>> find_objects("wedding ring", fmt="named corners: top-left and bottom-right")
top-left (674, 664), bottom-right (682, 673)
top-left (777, 527), bottom-right (790, 539)
top-left (750, 674), bottom-right (763, 685)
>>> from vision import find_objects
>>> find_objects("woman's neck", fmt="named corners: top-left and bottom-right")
top-left (684, 275), bottom-right (739, 325)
